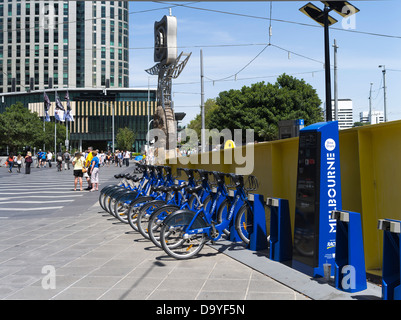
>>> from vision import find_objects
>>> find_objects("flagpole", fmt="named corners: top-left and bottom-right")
top-left (66, 104), bottom-right (68, 152)
top-left (43, 92), bottom-right (46, 151)
top-left (55, 88), bottom-right (57, 157)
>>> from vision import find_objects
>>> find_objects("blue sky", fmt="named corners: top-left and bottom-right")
top-left (127, 1), bottom-right (401, 126)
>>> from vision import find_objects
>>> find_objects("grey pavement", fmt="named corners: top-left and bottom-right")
top-left (0, 161), bottom-right (381, 301)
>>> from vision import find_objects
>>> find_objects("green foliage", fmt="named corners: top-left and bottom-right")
top-left (0, 102), bottom-right (68, 153)
top-left (207, 74), bottom-right (323, 141)
top-left (0, 102), bottom-right (42, 152)
top-left (116, 127), bottom-right (136, 150)
top-left (187, 98), bottom-right (219, 138)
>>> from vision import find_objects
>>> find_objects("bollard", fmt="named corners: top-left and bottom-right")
top-left (266, 197), bottom-right (292, 262)
top-left (248, 194), bottom-right (269, 251)
top-left (378, 219), bottom-right (401, 300)
top-left (331, 210), bottom-right (367, 292)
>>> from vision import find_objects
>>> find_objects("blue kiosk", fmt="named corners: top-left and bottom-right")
top-left (292, 121), bottom-right (342, 278)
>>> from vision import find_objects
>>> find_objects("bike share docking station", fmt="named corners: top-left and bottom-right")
top-left (378, 219), bottom-right (401, 300)
top-left (266, 197), bottom-right (292, 262)
top-left (292, 121), bottom-right (342, 278)
top-left (331, 210), bottom-right (367, 293)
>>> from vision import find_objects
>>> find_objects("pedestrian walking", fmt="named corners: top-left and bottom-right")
top-left (123, 150), bottom-right (130, 167)
top-left (25, 151), bottom-right (33, 174)
top-left (72, 152), bottom-right (85, 191)
top-left (41, 151), bottom-right (47, 167)
top-left (56, 150), bottom-right (63, 171)
top-left (118, 151), bottom-right (123, 167)
top-left (105, 152), bottom-right (111, 167)
top-left (84, 147), bottom-right (94, 190)
top-left (47, 151), bottom-right (52, 168)
top-left (6, 153), bottom-right (14, 173)
top-left (16, 154), bottom-right (23, 173)
top-left (90, 151), bottom-right (100, 191)
top-left (63, 150), bottom-right (71, 170)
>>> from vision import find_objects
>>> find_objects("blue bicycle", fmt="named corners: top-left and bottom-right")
top-left (159, 173), bottom-right (259, 259)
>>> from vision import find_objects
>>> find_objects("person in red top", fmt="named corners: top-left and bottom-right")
top-left (7, 153), bottom-right (14, 173)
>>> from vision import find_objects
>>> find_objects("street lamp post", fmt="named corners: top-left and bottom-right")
top-left (379, 65), bottom-right (387, 122)
top-left (323, 4), bottom-right (332, 121)
top-left (299, 1), bottom-right (359, 122)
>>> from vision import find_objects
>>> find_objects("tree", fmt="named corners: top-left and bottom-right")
top-left (0, 102), bottom-right (44, 152)
top-left (43, 120), bottom-right (66, 153)
top-left (207, 74), bottom-right (323, 141)
top-left (116, 127), bottom-right (136, 150)
top-left (187, 98), bottom-right (219, 137)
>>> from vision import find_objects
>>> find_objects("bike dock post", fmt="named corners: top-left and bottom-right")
top-left (331, 210), bottom-right (367, 293)
top-left (228, 189), bottom-right (243, 242)
top-left (248, 193), bottom-right (269, 251)
top-left (266, 197), bottom-right (292, 262)
top-left (378, 219), bottom-right (401, 300)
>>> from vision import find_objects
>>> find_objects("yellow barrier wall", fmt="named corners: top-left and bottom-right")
top-left (168, 120), bottom-right (401, 276)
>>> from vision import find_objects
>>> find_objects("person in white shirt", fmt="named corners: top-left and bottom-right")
top-left (123, 150), bottom-right (130, 167)
top-left (47, 151), bottom-right (53, 168)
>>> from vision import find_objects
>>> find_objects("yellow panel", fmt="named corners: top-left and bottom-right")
top-left (166, 120), bottom-right (401, 277)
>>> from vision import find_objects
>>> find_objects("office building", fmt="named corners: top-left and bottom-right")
top-left (325, 99), bottom-right (354, 130)
top-left (360, 111), bottom-right (384, 125)
top-left (0, 0), bottom-right (129, 93)
top-left (0, 88), bottom-right (158, 152)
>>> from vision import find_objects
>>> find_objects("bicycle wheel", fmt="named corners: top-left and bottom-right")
top-left (99, 185), bottom-right (119, 211)
top-left (127, 196), bottom-right (154, 231)
top-left (137, 200), bottom-right (166, 239)
top-left (216, 198), bottom-right (231, 237)
top-left (148, 204), bottom-right (180, 248)
top-left (107, 189), bottom-right (130, 216)
top-left (111, 191), bottom-right (137, 219)
top-left (103, 188), bottom-right (125, 214)
top-left (160, 210), bottom-right (207, 260)
top-left (234, 203), bottom-right (253, 245)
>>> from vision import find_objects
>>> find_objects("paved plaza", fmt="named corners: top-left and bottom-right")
top-left (0, 161), bottom-right (381, 301)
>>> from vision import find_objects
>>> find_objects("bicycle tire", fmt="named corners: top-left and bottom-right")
top-left (127, 196), bottom-right (154, 231)
top-left (216, 198), bottom-right (231, 237)
top-left (160, 210), bottom-right (207, 260)
top-left (107, 189), bottom-right (131, 216)
top-left (234, 202), bottom-right (253, 245)
top-left (111, 191), bottom-right (137, 218)
top-left (148, 204), bottom-right (180, 248)
top-left (99, 185), bottom-right (120, 211)
top-left (137, 200), bottom-right (166, 239)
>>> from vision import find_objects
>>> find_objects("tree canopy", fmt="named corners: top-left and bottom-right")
top-left (0, 102), bottom-right (67, 153)
top-left (205, 74), bottom-right (323, 141)
top-left (116, 127), bottom-right (136, 150)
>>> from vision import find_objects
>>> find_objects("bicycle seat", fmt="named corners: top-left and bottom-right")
top-left (171, 184), bottom-right (185, 192)
top-left (185, 185), bottom-right (203, 194)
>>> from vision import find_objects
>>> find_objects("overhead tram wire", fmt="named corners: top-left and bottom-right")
top-left (157, 1), bottom-right (401, 40)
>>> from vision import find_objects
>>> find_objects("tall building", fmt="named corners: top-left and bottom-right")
top-left (0, 0), bottom-right (129, 93)
top-left (324, 99), bottom-right (353, 130)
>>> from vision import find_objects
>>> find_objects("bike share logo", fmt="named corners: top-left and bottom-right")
top-left (325, 138), bottom-right (336, 152)
top-left (325, 137), bottom-right (337, 249)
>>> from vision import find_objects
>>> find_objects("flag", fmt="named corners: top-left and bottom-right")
top-left (54, 93), bottom-right (65, 122)
top-left (65, 91), bottom-right (74, 122)
top-left (43, 92), bottom-right (51, 122)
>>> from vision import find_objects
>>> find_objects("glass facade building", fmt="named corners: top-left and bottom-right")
top-left (0, 0), bottom-right (129, 92)
top-left (0, 88), bottom-right (157, 152)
